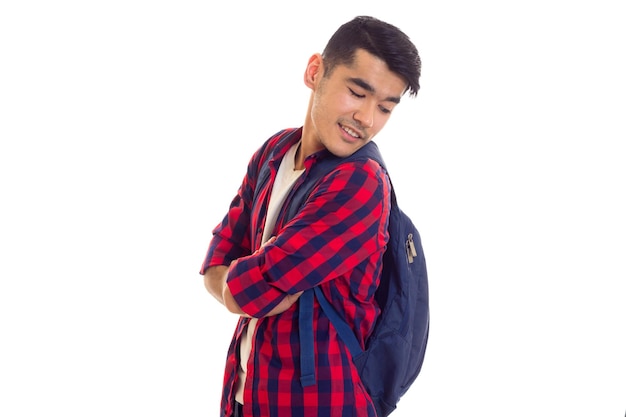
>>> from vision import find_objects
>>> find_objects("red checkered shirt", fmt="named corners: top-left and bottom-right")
top-left (200, 127), bottom-right (391, 417)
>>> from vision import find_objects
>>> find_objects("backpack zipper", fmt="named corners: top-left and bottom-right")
top-left (407, 233), bottom-right (418, 264)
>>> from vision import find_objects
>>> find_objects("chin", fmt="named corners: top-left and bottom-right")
top-left (326, 142), bottom-right (363, 158)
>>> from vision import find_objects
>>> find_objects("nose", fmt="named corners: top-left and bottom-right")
top-left (353, 101), bottom-right (375, 129)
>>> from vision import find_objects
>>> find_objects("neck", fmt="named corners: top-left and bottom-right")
top-left (296, 100), bottom-right (324, 170)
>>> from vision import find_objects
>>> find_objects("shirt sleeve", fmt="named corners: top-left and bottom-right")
top-left (227, 158), bottom-right (391, 318)
top-left (199, 144), bottom-right (269, 274)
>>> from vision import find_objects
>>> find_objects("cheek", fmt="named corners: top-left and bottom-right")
top-left (335, 94), bottom-right (358, 114)
top-left (370, 114), bottom-right (392, 136)
top-left (319, 89), bottom-right (355, 114)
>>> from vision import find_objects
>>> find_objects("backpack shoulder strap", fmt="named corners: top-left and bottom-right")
top-left (313, 287), bottom-right (362, 355)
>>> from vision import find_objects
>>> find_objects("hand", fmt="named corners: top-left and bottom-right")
top-left (261, 236), bottom-right (276, 249)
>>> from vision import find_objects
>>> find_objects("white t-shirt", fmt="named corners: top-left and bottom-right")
top-left (235, 142), bottom-right (305, 404)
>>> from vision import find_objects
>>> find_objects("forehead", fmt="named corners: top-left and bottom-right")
top-left (331, 49), bottom-right (408, 98)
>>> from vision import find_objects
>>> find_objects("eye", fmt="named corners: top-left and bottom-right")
top-left (379, 105), bottom-right (392, 114)
top-left (348, 88), bottom-right (365, 98)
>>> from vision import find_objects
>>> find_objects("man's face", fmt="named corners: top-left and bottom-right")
top-left (308, 49), bottom-right (408, 158)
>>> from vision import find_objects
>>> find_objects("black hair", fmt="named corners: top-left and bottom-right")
top-left (322, 16), bottom-right (421, 97)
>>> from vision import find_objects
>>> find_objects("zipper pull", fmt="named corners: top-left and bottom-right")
top-left (407, 233), bottom-right (418, 264)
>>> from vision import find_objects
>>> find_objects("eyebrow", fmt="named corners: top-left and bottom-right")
top-left (348, 77), bottom-right (402, 104)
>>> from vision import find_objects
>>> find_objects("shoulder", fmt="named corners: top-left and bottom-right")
top-left (258, 127), bottom-right (303, 162)
top-left (313, 157), bottom-right (389, 200)
top-left (333, 141), bottom-right (389, 186)
top-left (246, 127), bottom-right (303, 178)
top-left (305, 141), bottom-right (389, 192)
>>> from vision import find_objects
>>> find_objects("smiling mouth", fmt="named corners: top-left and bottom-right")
top-left (340, 124), bottom-right (363, 140)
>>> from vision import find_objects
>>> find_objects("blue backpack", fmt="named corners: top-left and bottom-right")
top-left (276, 138), bottom-right (430, 417)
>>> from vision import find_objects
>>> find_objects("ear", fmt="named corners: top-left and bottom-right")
top-left (303, 53), bottom-right (324, 89)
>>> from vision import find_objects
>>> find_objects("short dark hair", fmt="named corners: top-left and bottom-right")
top-left (322, 16), bottom-right (421, 97)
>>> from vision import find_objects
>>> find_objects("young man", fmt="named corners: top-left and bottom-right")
top-left (200, 16), bottom-right (421, 417)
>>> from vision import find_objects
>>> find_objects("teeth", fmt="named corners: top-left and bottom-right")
top-left (342, 125), bottom-right (360, 138)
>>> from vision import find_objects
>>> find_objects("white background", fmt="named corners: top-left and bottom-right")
top-left (1, 1), bottom-right (625, 416)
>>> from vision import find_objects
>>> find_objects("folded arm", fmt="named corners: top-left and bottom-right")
top-left (204, 238), bottom-right (302, 317)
